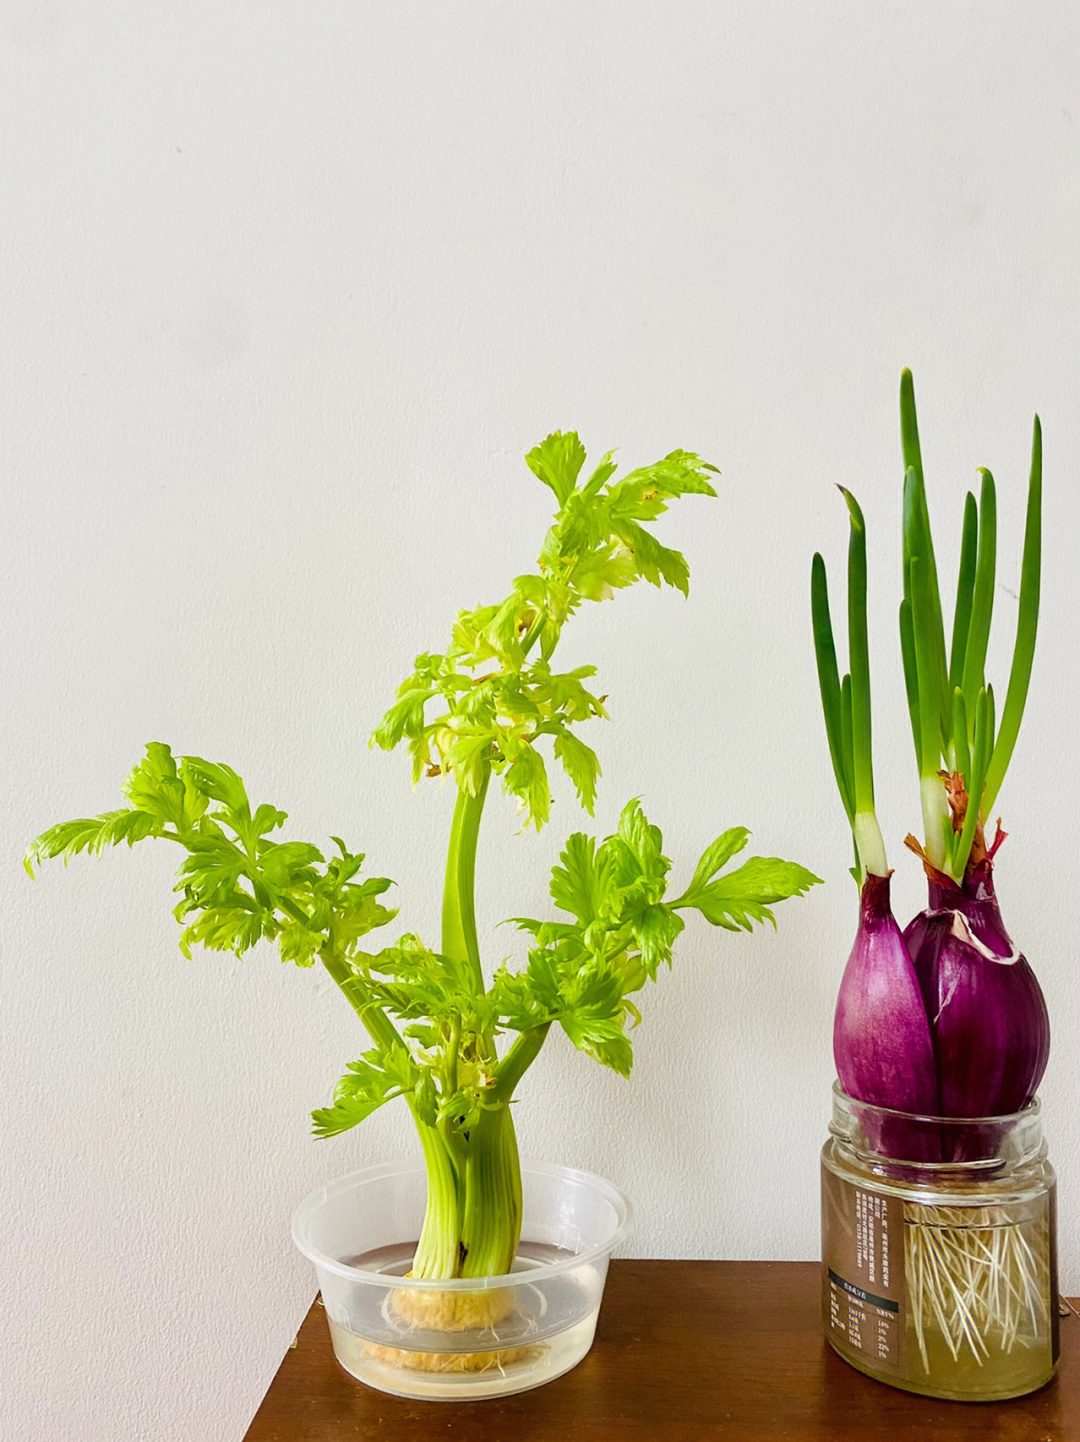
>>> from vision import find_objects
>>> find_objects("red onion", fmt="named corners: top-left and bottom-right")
top-left (903, 863), bottom-right (1049, 1121)
top-left (834, 873), bottom-right (940, 1157)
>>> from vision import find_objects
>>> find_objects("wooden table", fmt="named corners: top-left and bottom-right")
top-left (244, 1260), bottom-right (1077, 1440)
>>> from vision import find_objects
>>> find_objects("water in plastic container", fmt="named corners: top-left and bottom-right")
top-left (293, 1161), bottom-right (630, 1400)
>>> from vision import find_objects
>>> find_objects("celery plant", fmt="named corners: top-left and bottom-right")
top-left (28, 431), bottom-right (819, 1281)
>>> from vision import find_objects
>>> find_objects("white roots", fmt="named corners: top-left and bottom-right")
top-left (904, 1203), bottom-right (1051, 1374)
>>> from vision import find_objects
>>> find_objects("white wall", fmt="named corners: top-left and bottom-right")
top-left (3, 3), bottom-right (1078, 1438)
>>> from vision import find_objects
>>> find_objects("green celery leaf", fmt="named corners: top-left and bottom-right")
top-left (559, 1012), bottom-right (633, 1078)
top-left (631, 904), bottom-right (684, 981)
top-left (553, 729), bottom-right (600, 814)
top-left (607, 451), bottom-right (719, 511)
top-left (548, 832), bottom-right (614, 924)
top-left (252, 803), bottom-right (288, 836)
top-left (678, 856), bottom-right (822, 931)
top-left (370, 434), bottom-right (719, 840)
top-left (311, 1046), bottom-right (416, 1138)
top-left (684, 827), bottom-right (751, 895)
top-left (564, 547), bottom-right (637, 602)
top-left (372, 688), bottom-right (434, 752)
top-left (501, 745), bottom-right (551, 830)
top-left (28, 747), bottom-right (396, 974)
top-left (525, 431), bottom-right (587, 506)
top-left (179, 756), bottom-right (250, 818)
top-left (610, 517), bottom-right (690, 594)
top-left (443, 727), bottom-right (494, 797)
top-left (609, 799), bottom-right (670, 885)
top-left (257, 841), bottom-right (325, 888)
top-left (178, 903), bottom-right (273, 959)
top-left (278, 922), bottom-right (326, 967)
top-left (25, 811), bottom-right (154, 872)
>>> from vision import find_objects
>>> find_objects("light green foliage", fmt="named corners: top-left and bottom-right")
top-left (26, 742), bottom-right (396, 966)
top-left (27, 425), bottom-right (818, 1268)
top-left (372, 433), bottom-right (718, 826)
top-left (493, 801), bottom-right (821, 1080)
top-left (311, 1046), bottom-right (418, 1138)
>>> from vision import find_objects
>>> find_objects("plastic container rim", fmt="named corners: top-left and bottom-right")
top-left (292, 1158), bottom-right (633, 1291)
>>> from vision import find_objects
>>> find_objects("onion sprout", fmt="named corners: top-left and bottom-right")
top-left (812, 491), bottom-right (887, 881)
top-left (897, 370), bottom-right (1042, 881)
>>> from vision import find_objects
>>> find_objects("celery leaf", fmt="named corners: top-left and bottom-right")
top-left (311, 1046), bottom-right (417, 1138)
top-left (675, 854), bottom-right (823, 931)
top-left (372, 434), bottom-right (719, 827)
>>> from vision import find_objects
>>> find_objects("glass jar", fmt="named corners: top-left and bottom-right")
top-left (821, 1082), bottom-right (1058, 1400)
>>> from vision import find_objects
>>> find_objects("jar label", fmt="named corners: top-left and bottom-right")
top-left (821, 1170), bottom-right (903, 1374)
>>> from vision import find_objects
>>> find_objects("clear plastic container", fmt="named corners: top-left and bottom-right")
top-left (821, 1082), bottom-right (1058, 1401)
top-left (292, 1160), bottom-right (631, 1400)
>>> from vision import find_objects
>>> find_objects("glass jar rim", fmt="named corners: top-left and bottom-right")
top-left (830, 1078), bottom-right (1042, 1128)
top-left (829, 1080), bottom-right (1045, 1171)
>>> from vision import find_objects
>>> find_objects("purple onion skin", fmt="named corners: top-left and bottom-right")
top-left (834, 872), bottom-right (940, 1158)
top-left (903, 863), bottom-right (1050, 1123)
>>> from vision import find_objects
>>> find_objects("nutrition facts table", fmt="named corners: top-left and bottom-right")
top-left (822, 1175), bottom-right (903, 1373)
top-left (827, 1267), bottom-right (899, 1367)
